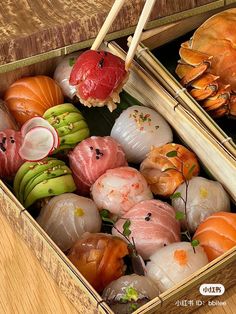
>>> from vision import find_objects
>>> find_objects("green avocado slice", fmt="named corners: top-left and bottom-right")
top-left (23, 165), bottom-right (72, 202)
top-left (13, 158), bottom-right (55, 199)
top-left (43, 103), bottom-right (81, 119)
top-left (24, 174), bottom-right (76, 209)
top-left (18, 159), bottom-right (65, 203)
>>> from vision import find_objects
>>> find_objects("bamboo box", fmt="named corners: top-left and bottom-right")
top-left (0, 41), bottom-right (235, 314)
top-left (1, 2), bottom-right (236, 314)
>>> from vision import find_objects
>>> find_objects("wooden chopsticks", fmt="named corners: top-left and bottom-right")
top-left (91, 0), bottom-right (156, 70)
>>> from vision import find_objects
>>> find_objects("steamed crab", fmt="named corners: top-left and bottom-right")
top-left (175, 8), bottom-right (236, 118)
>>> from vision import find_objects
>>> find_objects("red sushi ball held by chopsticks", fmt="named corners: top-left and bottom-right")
top-left (69, 50), bottom-right (129, 111)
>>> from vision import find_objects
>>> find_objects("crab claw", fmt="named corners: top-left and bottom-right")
top-left (176, 45), bottom-right (212, 86)
top-left (201, 84), bottom-right (231, 118)
top-left (189, 73), bottom-right (219, 100)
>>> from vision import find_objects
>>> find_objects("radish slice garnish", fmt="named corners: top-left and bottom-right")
top-left (21, 117), bottom-right (59, 150)
top-left (19, 127), bottom-right (54, 161)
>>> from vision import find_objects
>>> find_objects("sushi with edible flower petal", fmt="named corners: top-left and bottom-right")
top-left (111, 105), bottom-right (173, 163)
top-left (37, 193), bottom-right (101, 252)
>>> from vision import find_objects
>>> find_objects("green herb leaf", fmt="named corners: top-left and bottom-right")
top-left (186, 164), bottom-right (196, 179)
top-left (120, 287), bottom-right (139, 303)
top-left (100, 209), bottom-right (114, 224)
top-left (191, 239), bottom-right (200, 248)
top-left (69, 57), bottom-right (75, 67)
top-left (170, 192), bottom-right (182, 200)
top-left (175, 211), bottom-right (186, 220)
top-left (123, 219), bottom-right (131, 237)
top-left (166, 150), bottom-right (177, 157)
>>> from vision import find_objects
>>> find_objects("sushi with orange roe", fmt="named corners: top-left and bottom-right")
top-left (146, 242), bottom-right (208, 292)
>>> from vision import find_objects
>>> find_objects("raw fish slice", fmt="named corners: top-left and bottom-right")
top-left (140, 143), bottom-right (200, 197)
top-left (0, 129), bottom-right (24, 179)
top-left (54, 52), bottom-right (81, 99)
top-left (69, 50), bottom-right (128, 111)
top-left (69, 136), bottom-right (127, 195)
top-left (172, 177), bottom-right (230, 232)
top-left (67, 232), bottom-right (129, 292)
top-left (113, 200), bottom-right (180, 260)
top-left (0, 100), bottom-right (18, 131)
top-left (102, 274), bottom-right (160, 313)
top-left (37, 193), bottom-right (101, 252)
top-left (91, 166), bottom-right (153, 218)
top-left (193, 212), bottom-right (236, 261)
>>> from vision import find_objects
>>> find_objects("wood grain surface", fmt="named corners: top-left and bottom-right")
top-left (0, 208), bottom-right (78, 314)
top-left (0, 0), bottom-right (222, 65)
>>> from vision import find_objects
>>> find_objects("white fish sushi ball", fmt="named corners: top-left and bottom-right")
top-left (54, 52), bottom-right (81, 99)
top-left (146, 242), bottom-right (208, 292)
top-left (102, 274), bottom-right (160, 313)
top-left (37, 193), bottom-right (101, 252)
top-left (172, 177), bottom-right (231, 233)
top-left (111, 105), bottom-right (173, 163)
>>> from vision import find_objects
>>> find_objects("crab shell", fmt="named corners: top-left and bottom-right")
top-left (176, 8), bottom-right (236, 118)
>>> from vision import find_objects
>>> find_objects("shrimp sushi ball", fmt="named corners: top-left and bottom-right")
top-left (111, 105), bottom-right (173, 163)
top-left (91, 167), bottom-right (153, 219)
top-left (146, 242), bottom-right (208, 292)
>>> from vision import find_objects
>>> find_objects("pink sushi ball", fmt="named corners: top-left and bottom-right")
top-left (0, 129), bottom-right (24, 179)
top-left (69, 136), bottom-right (127, 195)
top-left (112, 200), bottom-right (180, 260)
top-left (91, 166), bottom-right (153, 219)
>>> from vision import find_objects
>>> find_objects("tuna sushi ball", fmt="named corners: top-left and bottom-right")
top-left (0, 129), bottom-right (24, 180)
top-left (37, 193), bottom-right (102, 252)
top-left (69, 136), bottom-right (127, 195)
top-left (146, 242), bottom-right (208, 292)
top-left (91, 167), bottom-right (153, 219)
top-left (102, 274), bottom-right (160, 313)
top-left (111, 105), bottom-right (173, 163)
top-left (113, 200), bottom-right (180, 260)
top-left (172, 177), bottom-right (231, 233)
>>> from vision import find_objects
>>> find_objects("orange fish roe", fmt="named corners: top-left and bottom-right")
top-left (173, 249), bottom-right (188, 266)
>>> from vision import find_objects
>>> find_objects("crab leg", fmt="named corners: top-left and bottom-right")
top-left (188, 73), bottom-right (219, 100)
